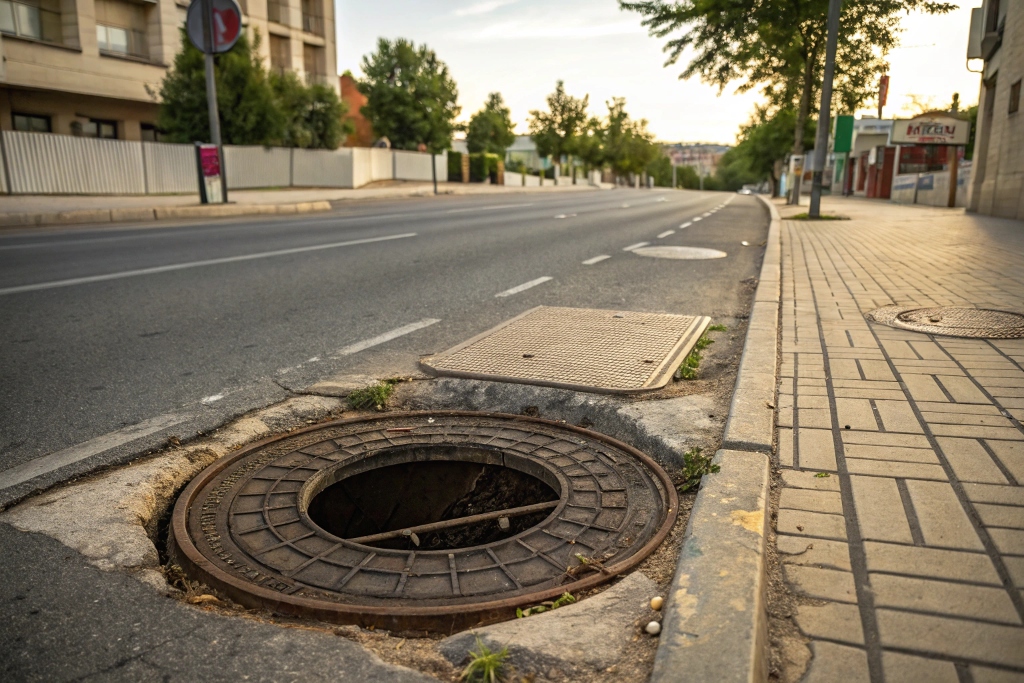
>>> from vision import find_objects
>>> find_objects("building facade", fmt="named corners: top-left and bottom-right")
top-left (0, 0), bottom-right (337, 142)
top-left (967, 0), bottom-right (1023, 220)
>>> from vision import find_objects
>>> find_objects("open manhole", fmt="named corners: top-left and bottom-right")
top-left (170, 412), bottom-right (677, 632)
top-left (867, 306), bottom-right (1024, 339)
top-left (421, 306), bottom-right (711, 394)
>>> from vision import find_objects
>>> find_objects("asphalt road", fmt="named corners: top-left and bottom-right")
top-left (0, 188), bottom-right (768, 503)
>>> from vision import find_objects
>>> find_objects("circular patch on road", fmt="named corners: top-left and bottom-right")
top-left (866, 306), bottom-right (1024, 339)
top-left (170, 412), bottom-right (677, 632)
top-left (632, 246), bottom-right (728, 260)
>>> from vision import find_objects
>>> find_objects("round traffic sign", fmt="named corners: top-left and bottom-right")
top-left (186, 0), bottom-right (243, 55)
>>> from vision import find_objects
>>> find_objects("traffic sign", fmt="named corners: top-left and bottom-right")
top-left (186, 0), bottom-right (242, 54)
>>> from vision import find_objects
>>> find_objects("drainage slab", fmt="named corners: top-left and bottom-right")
top-left (866, 305), bottom-right (1024, 338)
top-left (420, 306), bottom-right (711, 394)
top-left (170, 412), bottom-right (677, 632)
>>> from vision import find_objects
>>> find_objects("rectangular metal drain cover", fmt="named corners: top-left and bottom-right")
top-left (421, 306), bottom-right (711, 394)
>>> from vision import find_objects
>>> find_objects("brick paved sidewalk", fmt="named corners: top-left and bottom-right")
top-left (772, 197), bottom-right (1024, 682)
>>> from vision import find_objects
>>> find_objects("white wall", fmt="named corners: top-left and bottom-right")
top-left (890, 164), bottom-right (971, 208)
top-left (0, 134), bottom-right (447, 195)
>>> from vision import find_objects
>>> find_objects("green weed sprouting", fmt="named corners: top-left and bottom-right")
top-left (676, 324), bottom-right (726, 380)
top-left (679, 447), bottom-right (720, 492)
top-left (461, 636), bottom-right (510, 683)
top-left (516, 591), bottom-right (576, 618)
top-left (347, 380), bottom-right (397, 410)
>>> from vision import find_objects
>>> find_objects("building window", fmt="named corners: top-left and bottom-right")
top-left (0, 0), bottom-right (62, 43)
top-left (141, 123), bottom-right (163, 142)
top-left (95, 0), bottom-right (148, 59)
top-left (303, 43), bottom-right (326, 85)
top-left (1010, 80), bottom-right (1021, 115)
top-left (12, 112), bottom-right (51, 133)
top-left (301, 0), bottom-right (322, 36)
top-left (269, 34), bottom-right (289, 76)
top-left (267, 0), bottom-right (286, 25)
top-left (75, 119), bottom-right (118, 139)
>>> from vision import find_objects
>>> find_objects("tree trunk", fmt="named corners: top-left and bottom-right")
top-left (789, 39), bottom-right (819, 205)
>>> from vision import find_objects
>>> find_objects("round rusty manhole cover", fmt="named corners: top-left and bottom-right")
top-left (170, 412), bottom-right (677, 632)
top-left (867, 306), bottom-right (1024, 339)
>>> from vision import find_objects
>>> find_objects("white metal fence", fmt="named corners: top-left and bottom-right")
top-left (0, 131), bottom-right (448, 195)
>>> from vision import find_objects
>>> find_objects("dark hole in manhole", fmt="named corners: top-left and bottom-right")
top-left (307, 449), bottom-right (559, 551)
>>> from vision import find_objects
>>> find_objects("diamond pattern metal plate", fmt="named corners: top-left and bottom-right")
top-left (421, 306), bottom-right (712, 393)
top-left (867, 306), bottom-right (1024, 339)
top-left (170, 412), bottom-right (678, 631)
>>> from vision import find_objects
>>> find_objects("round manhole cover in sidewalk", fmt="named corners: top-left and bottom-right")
top-left (170, 412), bottom-right (678, 632)
top-left (866, 306), bottom-right (1024, 339)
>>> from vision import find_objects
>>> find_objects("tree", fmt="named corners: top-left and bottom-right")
top-left (576, 116), bottom-right (606, 174)
top-left (620, 0), bottom-right (955, 169)
top-left (272, 72), bottom-right (351, 150)
top-left (715, 107), bottom-right (815, 195)
top-left (357, 38), bottom-right (461, 153)
top-left (157, 29), bottom-right (348, 149)
top-left (602, 98), bottom-right (658, 180)
top-left (158, 30), bottom-right (284, 145)
top-left (528, 81), bottom-right (589, 168)
top-left (466, 92), bottom-right (516, 156)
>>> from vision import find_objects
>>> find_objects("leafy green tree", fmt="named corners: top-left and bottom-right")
top-left (357, 38), bottom-right (461, 153)
top-left (158, 30), bottom-right (285, 145)
top-left (602, 97), bottom-right (658, 180)
top-left (576, 116), bottom-right (606, 174)
top-left (714, 107), bottom-right (815, 194)
top-left (466, 92), bottom-right (516, 156)
top-left (272, 72), bottom-right (351, 149)
top-left (528, 81), bottom-right (590, 167)
top-left (620, 0), bottom-right (954, 163)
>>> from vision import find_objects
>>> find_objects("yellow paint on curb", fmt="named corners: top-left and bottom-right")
top-left (730, 509), bottom-right (764, 535)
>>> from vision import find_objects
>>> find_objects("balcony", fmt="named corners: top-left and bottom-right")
top-left (0, 0), bottom-right (62, 44)
top-left (97, 24), bottom-right (148, 60)
top-left (267, 0), bottom-right (286, 24)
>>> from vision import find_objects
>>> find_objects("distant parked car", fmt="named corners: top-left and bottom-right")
top-left (737, 188), bottom-right (753, 195)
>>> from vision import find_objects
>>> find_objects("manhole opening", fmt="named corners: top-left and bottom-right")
top-left (305, 446), bottom-right (559, 551)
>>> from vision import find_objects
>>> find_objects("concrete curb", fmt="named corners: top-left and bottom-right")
top-left (651, 194), bottom-right (779, 683)
top-left (0, 200), bottom-right (332, 230)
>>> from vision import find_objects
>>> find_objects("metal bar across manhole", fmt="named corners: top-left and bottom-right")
top-left (170, 412), bottom-right (678, 632)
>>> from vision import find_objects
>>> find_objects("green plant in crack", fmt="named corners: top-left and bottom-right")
top-left (461, 635), bottom-right (510, 683)
top-left (676, 324), bottom-right (727, 380)
top-left (347, 380), bottom-right (397, 411)
top-left (679, 447), bottom-right (720, 492)
top-left (516, 591), bottom-right (576, 618)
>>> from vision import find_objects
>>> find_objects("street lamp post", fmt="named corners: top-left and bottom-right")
top-left (809, 0), bottom-right (843, 218)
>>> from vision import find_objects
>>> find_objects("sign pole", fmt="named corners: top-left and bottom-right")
top-left (200, 0), bottom-right (227, 202)
top-left (810, 0), bottom-right (843, 219)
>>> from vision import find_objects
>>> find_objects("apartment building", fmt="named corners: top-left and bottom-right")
top-left (967, 0), bottom-right (1023, 220)
top-left (0, 0), bottom-right (337, 141)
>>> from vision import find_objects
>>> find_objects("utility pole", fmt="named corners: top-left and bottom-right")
top-left (672, 162), bottom-right (677, 189)
top-left (809, 0), bottom-right (843, 219)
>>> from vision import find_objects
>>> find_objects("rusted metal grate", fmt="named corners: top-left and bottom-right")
top-left (421, 306), bottom-right (711, 393)
top-left (171, 412), bottom-right (677, 631)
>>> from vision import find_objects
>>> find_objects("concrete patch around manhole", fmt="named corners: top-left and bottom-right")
top-left (866, 305), bottom-right (1024, 339)
top-left (420, 306), bottom-right (711, 394)
top-left (438, 571), bottom-right (660, 678)
top-left (170, 411), bottom-right (679, 632)
top-left (632, 246), bottom-right (728, 260)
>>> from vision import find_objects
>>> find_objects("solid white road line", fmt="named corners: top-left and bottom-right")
top-left (680, 222), bottom-right (693, 228)
top-left (657, 230), bottom-right (675, 239)
top-left (446, 203), bottom-right (533, 213)
top-left (582, 255), bottom-right (611, 265)
top-left (0, 412), bottom-right (190, 490)
top-left (623, 242), bottom-right (650, 252)
top-left (0, 233), bottom-right (418, 296)
top-left (336, 318), bottom-right (441, 356)
top-left (495, 276), bottom-right (553, 298)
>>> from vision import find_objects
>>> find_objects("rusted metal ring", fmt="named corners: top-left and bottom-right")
top-left (170, 411), bottom-right (678, 632)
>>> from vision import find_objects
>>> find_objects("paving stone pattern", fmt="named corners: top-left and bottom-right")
top-left (775, 199), bottom-right (1024, 681)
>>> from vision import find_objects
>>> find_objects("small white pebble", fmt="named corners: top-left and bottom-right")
top-left (741, 241), bottom-right (750, 246)
top-left (650, 596), bottom-right (664, 611)
top-left (646, 621), bottom-right (661, 635)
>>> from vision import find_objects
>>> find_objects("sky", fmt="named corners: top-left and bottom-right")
top-left (334, 0), bottom-right (983, 145)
